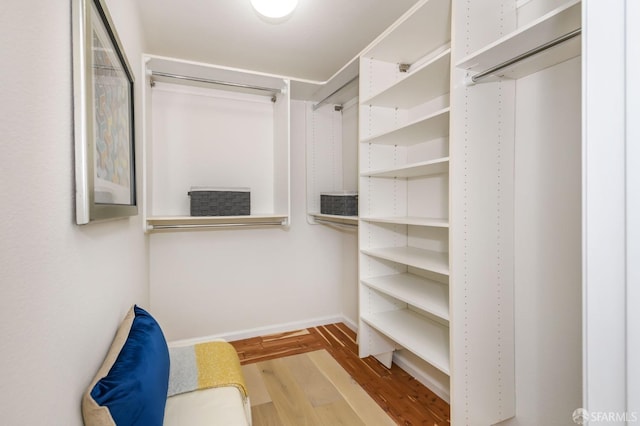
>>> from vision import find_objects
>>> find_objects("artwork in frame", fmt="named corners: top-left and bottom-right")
top-left (72, 0), bottom-right (137, 224)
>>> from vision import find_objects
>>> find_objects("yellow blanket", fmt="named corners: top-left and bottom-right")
top-left (168, 341), bottom-right (248, 399)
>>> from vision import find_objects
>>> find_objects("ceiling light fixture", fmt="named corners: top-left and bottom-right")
top-left (250, 0), bottom-right (298, 19)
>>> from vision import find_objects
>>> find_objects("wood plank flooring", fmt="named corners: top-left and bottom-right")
top-left (230, 323), bottom-right (450, 425)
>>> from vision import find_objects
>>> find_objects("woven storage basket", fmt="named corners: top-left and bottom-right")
top-left (320, 192), bottom-right (358, 216)
top-left (188, 187), bottom-right (250, 216)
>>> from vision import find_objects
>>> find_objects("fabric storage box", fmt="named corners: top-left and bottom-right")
top-left (188, 187), bottom-right (250, 216)
top-left (320, 191), bottom-right (358, 216)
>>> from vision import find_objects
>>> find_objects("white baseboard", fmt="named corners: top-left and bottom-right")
top-left (168, 314), bottom-right (346, 346)
top-left (340, 315), bottom-right (358, 332)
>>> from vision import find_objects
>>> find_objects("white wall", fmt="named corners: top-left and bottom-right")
top-left (0, 1), bottom-right (149, 424)
top-left (149, 100), bottom-right (348, 341)
top-left (583, 1), bottom-right (638, 422)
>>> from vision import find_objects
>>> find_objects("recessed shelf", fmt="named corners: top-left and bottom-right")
top-left (146, 214), bottom-right (289, 231)
top-left (360, 216), bottom-right (449, 227)
top-left (361, 309), bottom-right (450, 375)
top-left (309, 213), bottom-right (358, 227)
top-left (360, 108), bottom-right (450, 146)
top-left (362, 273), bottom-right (449, 322)
top-left (361, 49), bottom-right (451, 109)
top-left (364, 0), bottom-right (451, 64)
top-left (361, 246), bottom-right (449, 276)
top-left (457, 0), bottom-right (581, 81)
top-left (361, 157), bottom-right (449, 179)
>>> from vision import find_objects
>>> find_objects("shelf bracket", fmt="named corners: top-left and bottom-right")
top-left (398, 63), bottom-right (411, 73)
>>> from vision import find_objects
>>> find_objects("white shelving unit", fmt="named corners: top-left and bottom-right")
top-left (357, 0), bottom-right (452, 402)
top-left (141, 55), bottom-right (290, 232)
top-left (448, 0), bottom-right (582, 423)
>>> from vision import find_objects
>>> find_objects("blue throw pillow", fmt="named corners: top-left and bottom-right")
top-left (82, 305), bottom-right (170, 426)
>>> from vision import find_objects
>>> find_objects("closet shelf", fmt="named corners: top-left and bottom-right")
top-left (457, 0), bottom-right (581, 82)
top-left (361, 246), bottom-right (449, 276)
top-left (361, 157), bottom-right (449, 179)
top-left (361, 49), bottom-right (451, 109)
top-left (146, 214), bottom-right (289, 231)
top-left (310, 213), bottom-right (358, 227)
top-left (360, 216), bottom-right (449, 227)
top-left (364, 0), bottom-right (451, 64)
top-left (360, 108), bottom-right (450, 146)
top-left (362, 273), bottom-right (449, 322)
top-left (361, 309), bottom-right (450, 375)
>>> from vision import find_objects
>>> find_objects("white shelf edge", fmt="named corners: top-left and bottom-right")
top-left (360, 216), bottom-right (449, 227)
top-left (361, 309), bottom-right (450, 375)
top-left (361, 246), bottom-right (450, 276)
top-left (361, 157), bottom-right (449, 179)
top-left (456, 0), bottom-right (581, 74)
top-left (362, 273), bottom-right (450, 322)
top-left (360, 107), bottom-right (451, 146)
top-left (309, 212), bottom-right (359, 226)
top-left (146, 214), bottom-right (289, 232)
top-left (361, 48), bottom-right (451, 108)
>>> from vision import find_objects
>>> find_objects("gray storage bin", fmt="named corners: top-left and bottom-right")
top-left (188, 187), bottom-right (250, 216)
top-left (320, 191), bottom-right (358, 216)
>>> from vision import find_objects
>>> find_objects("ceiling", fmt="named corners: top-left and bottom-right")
top-left (135, 0), bottom-right (420, 84)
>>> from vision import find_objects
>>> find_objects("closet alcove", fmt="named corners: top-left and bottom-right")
top-left (141, 55), bottom-right (291, 232)
top-left (305, 61), bottom-right (360, 229)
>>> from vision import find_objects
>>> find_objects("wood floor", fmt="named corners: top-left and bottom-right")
top-left (229, 323), bottom-right (450, 425)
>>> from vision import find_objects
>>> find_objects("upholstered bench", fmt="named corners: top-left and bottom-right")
top-left (81, 305), bottom-right (251, 426)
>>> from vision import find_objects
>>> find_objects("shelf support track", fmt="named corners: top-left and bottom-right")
top-left (469, 28), bottom-right (581, 84)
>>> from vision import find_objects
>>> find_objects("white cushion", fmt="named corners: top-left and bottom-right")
top-left (164, 386), bottom-right (250, 426)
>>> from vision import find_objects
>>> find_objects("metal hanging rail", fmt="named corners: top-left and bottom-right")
top-left (314, 218), bottom-right (358, 229)
top-left (150, 71), bottom-right (282, 97)
top-left (312, 75), bottom-right (359, 111)
top-left (470, 28), bottom-right (581, 84)
top-left (148, 220), bottom-right (286, 231)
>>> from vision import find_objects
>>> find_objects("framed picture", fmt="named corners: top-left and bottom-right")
top-left (72, 0), bottom-right (137, 224)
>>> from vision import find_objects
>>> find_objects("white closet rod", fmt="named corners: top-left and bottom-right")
top-left (312, 76), bottom-right (359, 111)
top-left (148, 221), bottom-right (285, 231)
top-left (470, 28), bottom-right (581, 83)
top-left (150, 71), bottom-right (282, 97)
top-left (314, 218), bottom-right (358, 229)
